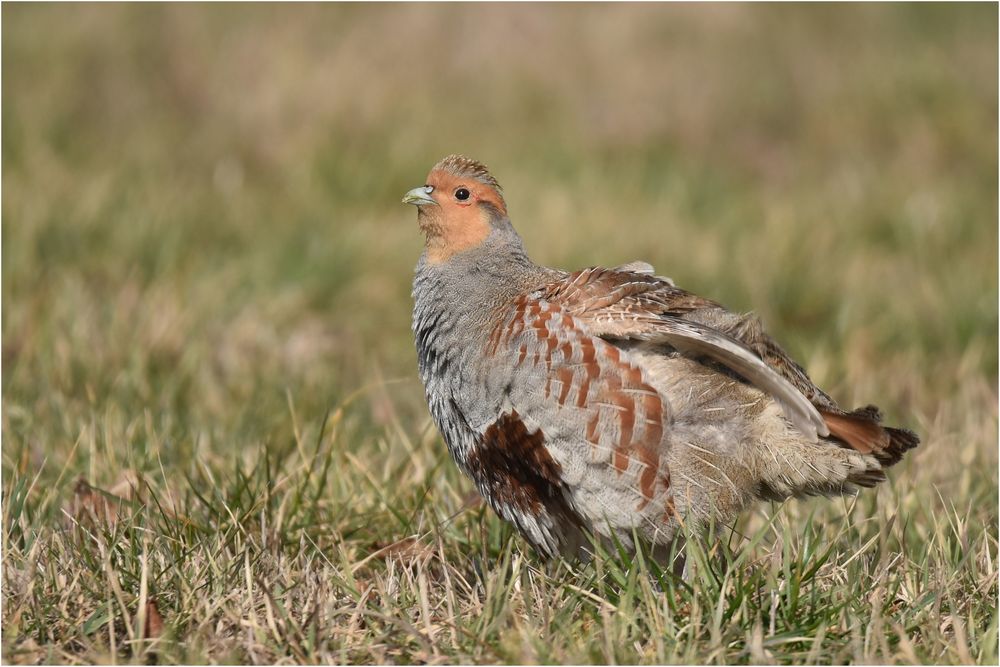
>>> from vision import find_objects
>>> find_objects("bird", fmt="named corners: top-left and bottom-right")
top-left (404, 154), bottom-right (919, 561)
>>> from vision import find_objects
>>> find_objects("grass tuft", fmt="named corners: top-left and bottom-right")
top-left (3, 4), bottom-right (997, 664)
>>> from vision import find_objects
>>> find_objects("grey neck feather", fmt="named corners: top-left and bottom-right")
top-left (414, 221), bottom-right (551, 308)
top-left (411, 220), bottom-right (555, 386)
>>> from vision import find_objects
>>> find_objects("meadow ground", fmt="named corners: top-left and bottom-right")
top-left (3, 4), bottom-right (997, 664)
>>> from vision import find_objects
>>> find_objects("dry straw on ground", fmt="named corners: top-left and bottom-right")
top-left (3, 4), bottom-right (997, 664)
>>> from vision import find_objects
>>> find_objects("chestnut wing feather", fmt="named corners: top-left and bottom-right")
top-left (540, 267), bottom-right (830, 441)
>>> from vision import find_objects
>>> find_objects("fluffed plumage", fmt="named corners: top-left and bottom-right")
top-left (405, 154), bottom-right (919, 558)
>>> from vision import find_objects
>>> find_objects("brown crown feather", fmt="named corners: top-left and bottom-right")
top-left (433, 154), bottom-right (503, 194)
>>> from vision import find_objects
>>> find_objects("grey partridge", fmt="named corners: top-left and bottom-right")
top-left (404, 154), bottom-right (919, 559)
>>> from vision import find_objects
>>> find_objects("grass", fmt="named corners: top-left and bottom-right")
top-left (2, 3), bottom-right (997, 664)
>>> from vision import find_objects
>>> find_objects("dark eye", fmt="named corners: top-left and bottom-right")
top-left (455, 187), bottom-right (470, 201)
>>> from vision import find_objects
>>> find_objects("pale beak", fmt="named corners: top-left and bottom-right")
top-left (402, 186), bottom-right (438, 207)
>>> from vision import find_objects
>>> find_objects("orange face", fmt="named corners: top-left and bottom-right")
top-left (403, 157), bottom-right (507, 264)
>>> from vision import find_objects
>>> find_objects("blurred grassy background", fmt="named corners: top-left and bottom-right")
top-left (3, 4), bottom-right (997, 663)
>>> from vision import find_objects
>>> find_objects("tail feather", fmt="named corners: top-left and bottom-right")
top-left (883, 426), bottom-right (921, 466)
top-left (846, 467), bottom-right (887, 488)
top-left (820, 404), bottom-right (920, 467)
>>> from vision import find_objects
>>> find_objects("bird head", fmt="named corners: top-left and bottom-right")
top-left (403, 155), bottom-right (508, 264)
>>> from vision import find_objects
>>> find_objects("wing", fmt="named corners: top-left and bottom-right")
top-left (537, 267), bottom-right (832, 441)
top-left (610, 260), bottom-right (675, 286)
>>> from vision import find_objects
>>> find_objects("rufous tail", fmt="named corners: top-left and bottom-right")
top-left (820, 405), bottom-right (920, 467)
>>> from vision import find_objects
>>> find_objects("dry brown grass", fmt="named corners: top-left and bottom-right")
top-left (3, 4), bottom-right (997, 664)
